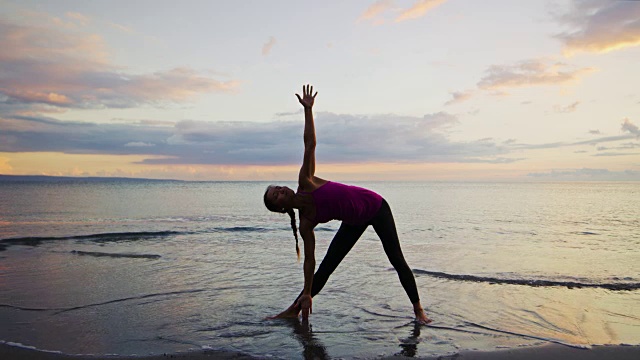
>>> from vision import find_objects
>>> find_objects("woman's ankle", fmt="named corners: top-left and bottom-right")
top-left (412, 301), bottom-right (423, 312)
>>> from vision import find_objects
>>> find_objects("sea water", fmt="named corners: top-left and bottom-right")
top-left (0, 180), bottom-right (639, 359)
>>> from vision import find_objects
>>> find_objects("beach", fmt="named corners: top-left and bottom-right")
top-left (1, 180), bottom-right (638, 359)
top-left (3, 342), bottom-right (640, 360)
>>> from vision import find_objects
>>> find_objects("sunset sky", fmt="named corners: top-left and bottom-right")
top-left (1, 0), bottom-right (639, 181)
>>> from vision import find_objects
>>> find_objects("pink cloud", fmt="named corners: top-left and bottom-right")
top-left (444, 58), bottom-right (594, 105)
top-left (445, 90), bottom-right (475, 106)
top-left (65, 12), bottom-right (90, 26)
top-left (2, 90), bottom-right (73, 106)
top-left (358, 0), bottom-right (394, 24)
top-left (395, 0), bottom-right (447, 22)
top-left (553, 101), bottom-right (580, 113)
top-left (0, 16), bottom-right (239, 111)
top-left (477, 59), bottom-right (594, 90)
top-left (262, 36), bottom-right (276, 56)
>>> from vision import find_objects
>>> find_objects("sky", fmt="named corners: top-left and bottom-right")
top-left (0, 0), bottom-right (639, 181)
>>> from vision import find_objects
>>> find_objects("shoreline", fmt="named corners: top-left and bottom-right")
top-left (2, 342), bottom-right (640, 360)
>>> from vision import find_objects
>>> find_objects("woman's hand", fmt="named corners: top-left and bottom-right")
top-left (295, 294), bottom-right (313, 321)
top-left (296, 84), bottom-right (317, 109)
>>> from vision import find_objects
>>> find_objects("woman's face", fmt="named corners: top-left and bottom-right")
top-left (266, 185), bottom-right (294, 208)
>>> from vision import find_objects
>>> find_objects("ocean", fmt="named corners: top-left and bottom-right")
top-left (1, 179), bottom-right (639, 359)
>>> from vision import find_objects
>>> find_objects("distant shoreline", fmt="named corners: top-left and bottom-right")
top-left (1, 174), bottom-right (639, 183)
top-left (0, 174), bottom-right (184, 182)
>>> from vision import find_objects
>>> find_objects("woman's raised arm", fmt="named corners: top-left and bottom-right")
top-left (296, 84), bottom-right (318, 185)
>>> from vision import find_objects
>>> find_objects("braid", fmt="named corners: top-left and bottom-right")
top-left (287, 208), bottom-right (300, 262)
top-left (264, 186), bottom-right (300, 262)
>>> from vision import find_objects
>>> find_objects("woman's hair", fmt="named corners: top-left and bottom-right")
top-left (264, 186), bottom-right (300, 261)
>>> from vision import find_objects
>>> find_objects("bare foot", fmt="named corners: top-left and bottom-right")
top-left (266, 303), bottom-right (300, 320)
top-left (415, 309), bottom-right (433, 325)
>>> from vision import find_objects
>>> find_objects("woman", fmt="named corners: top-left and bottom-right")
top-left (264, 85), bottom-right (432, 324)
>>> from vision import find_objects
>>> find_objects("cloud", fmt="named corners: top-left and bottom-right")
top-left (395, 0), bottom-right (447, 22)
top-left (445, 59), bottom-right (593, 105)
top-left (445, 90), bottom-right (475, 106)
top-left (2, 91), bottom-right (73, 107)
top-left (477, 59), bottom-right (594, 90)
top-left (125, 142), bottom-right (155, 147)
top-left (359, 0), bottom-right (394, 24)
top-left (618, 142), bottom-right (640, 149)
top-left (555, 0), bottom-right (640, 55)
top-left (0, 112), bottom-right (522, 166)
top-left (508, 130), bottom-right (637, 151)
top-left (65, 12), bottom-right (90, 26)
top-left (0, 18), bottom-right (109, 64)
top-left (528, 168), bottom-right (640, 180)
top-left (275, 109), bottom-right (303, 117)
top-left (553, 101), bottom-right (580, 113)
top-left (571, 134), bottom-right (636, 147)
top-left (621, 118), bottom-right (639, 136)
top-left (593, 152), bottom-right (638, 157)
top-left (0, 17), bottom-right (239, 112)
top-left (106, 21), bottom-right (133, 33)
top-left (262, 36), bottom-right (276, 56)
top-left (5, 112), bottom-right (635, 167)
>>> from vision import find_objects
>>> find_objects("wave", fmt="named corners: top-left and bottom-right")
top-left (0, 289), bottom-right (205, 313)
top-left (1, 225), bottom-right (334, 248)
top-left (70, 250), bottom-right (161, 259)
top-left (0, 231), bottom-right (185, 246)
top-left (315, 226), bottom-right (337, 232)
top-left (56, 289), bottom-right (207, 314)
top-left (461, 321), bottom-right (589, 349)
top-left (211, 226), bottom-right (270, 232)
top-left (412, 269), bottom-right (640, 291)
top-left (572, 231), bottom-right (599, 236)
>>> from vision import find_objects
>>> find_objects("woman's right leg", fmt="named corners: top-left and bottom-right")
top-left (270, 222), bottom-right (368, 319)
top-left (308, 222), bottom-right (368, 297)
top-left (271, 222), bottom-right (368, 319)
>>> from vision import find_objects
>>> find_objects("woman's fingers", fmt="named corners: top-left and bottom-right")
top-left (297, 84), bottom-right (316, 107)
top-left (300, 84), bottom-right (316, 98)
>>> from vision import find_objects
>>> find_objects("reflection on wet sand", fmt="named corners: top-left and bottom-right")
top-left (397, 322), bottom-right (421, 357)
top-left (284, 319), bottom-right (425, 359)
top-left (284, 319), bottom-right (330, 360)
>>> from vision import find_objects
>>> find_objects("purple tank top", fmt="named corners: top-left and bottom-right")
top-left (301, 181), bottom-right (383, 225)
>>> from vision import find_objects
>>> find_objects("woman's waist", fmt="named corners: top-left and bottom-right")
top-left (314, 195), bottom-right (383, 224)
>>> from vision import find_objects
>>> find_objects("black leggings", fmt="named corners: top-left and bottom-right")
top-left (299, 199), bottom-right (420, 304)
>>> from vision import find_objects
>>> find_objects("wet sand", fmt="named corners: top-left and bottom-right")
top-left (0, 343), bottom-right (254, 359)
top-left (2, 343), bottom-right (640, 360)
top-left (418, 344), bottom-right (640, 359)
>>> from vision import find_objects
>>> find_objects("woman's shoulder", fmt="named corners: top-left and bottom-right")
top-left (298, 176), bottom-right (328, 193)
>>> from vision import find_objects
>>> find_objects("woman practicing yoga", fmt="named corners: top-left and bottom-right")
top-left (264, 85), bottom-right (432, 324)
